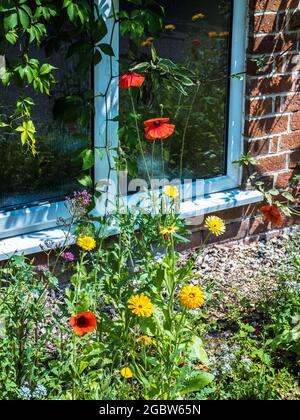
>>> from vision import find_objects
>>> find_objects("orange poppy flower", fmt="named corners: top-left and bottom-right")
top-left (69, 311), bottom-right (97, 336)
top-left (144, 118), bottom-right (175, 140)
top-left (260, 205), bottom-right (283, 226)
top-left (119, 72), bottom-right (145, 89)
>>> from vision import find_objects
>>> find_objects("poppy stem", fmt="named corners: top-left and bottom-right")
top-left (129, 90), bottom-right (151, 188)
top-left (179, 82), bottom-right (200, 180)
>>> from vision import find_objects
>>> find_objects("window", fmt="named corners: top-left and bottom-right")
top-left (119, 0), bottom-right (232, 182)
top-left (96, 0), bottom-right (246, 197)
top-left (0, 0), bottom-right (247, 240)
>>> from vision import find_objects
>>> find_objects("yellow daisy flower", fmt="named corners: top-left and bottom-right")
top-left (165, 24), bottom-right (176, 31)
top-left (163, 185), bottom-right (180, 198)
top-left (179, 285), bottom-right (205, 309)
top-left (137, 335), bottom-right (154, 346)
top-left (77, 235), bottom-right (96, 251)
top-left (208, 31), bottom-right (218, 37)
top-left (128, 294), bottom-right (153, 317)
top-left (160, 223), bottom-right (178, 238)
top-left (192, 13), bottom-right (205, 21)
top-left (204, 216), bottom-right (226, 237)
top-left (120, 367), bottom-right (133, 379)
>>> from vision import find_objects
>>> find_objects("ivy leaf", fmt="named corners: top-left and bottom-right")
top-left (79, 148), bottom-right (94, 170)
top-left (77, 174), bottom-right (93, 188)
top-left (39, 63), bottom-right (57, 75)
top-left (4, 12), bottom-right (18, 31)
top-left (18, 6), bottom-right (31, 29)
top-left (282, 192), bottom-right (295, 202)
top-left (99, 43), bottom-right (114, 56)
top-left (5, 29), bottom-right (18, 44)
top-left (92, 15), bottom-right (108, 43)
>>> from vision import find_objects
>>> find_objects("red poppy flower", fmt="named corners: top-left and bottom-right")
top-left (179, 361), bottom-right (187, 368)
top-left (192, 38), bottom-right (201, 48)
top-left (119, 72), bottom-right (145, 89)
top-left (144, 118), bottom-right (175, 140)
top-left (179, 351), bottom-right (187, 367)
top-left (260, 205), bottom-right (283, 226)
top-left (69, 311), bottom-right (97, 337)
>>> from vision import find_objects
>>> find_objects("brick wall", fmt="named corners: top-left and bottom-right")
top-left (179, 0), bottom-right (300, 250)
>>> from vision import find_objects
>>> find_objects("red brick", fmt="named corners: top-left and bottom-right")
top-left (285, 54), bottom-right (300, 73)
top-left (281, 132), bottom-right (300, 150)
top-left (247, 75), bottom-right (293, 96)
top-left (256, 153), bottom-right (287, 172)
top-left (248, 33), bottom-right (297, 55)
top-left (251, 13), bottom-right (277, 33)
top-left (250, 0), bottom-right (299, 12)
top-left (280, 93), bottom-right (300, 113)
top-left (246, 98), bottom-right (273, 116)
top-left (289, 10), bottom-right (300, 30)
top-left (291, 112), bottom-right (300, 130)
top-left (289, 150), bottom-right (300, 168)
top-left (270, 137), bottom-right (280, 153)
top-left (248, 216), bottom-right (271, 236)
top-left (275, 171), bottom-right (294, 188)
top-left (245, 115), bottom-right (289, 137)
top-left (247, 138), bottom-right (270, 155)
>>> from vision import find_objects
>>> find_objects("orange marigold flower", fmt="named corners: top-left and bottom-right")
top-left (260, 205), bottom-right (283, 226)
top-left (144, 118), bottom-right (175, 140)
top-left (119, 72), bottom-right (145, 89)
top-left (69, 311), bottom-right (97, 336)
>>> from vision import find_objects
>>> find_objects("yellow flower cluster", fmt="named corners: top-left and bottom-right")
top-left (208, 31), bottom-right (229, 38)
top-left (77, 236), bottom-right (96, 251)
top-left (128, 294), bottom-right (153, 317)
top-left (179, 285), bottom-right (205, 309)
top-left (192, 13), bottom-right (205, 21)
top-left (140, 37), bottom-right (154, 47)
top-left (165, 24), bottom-right (176, 31)
top-left (137, 335), bottom-right (154, 346)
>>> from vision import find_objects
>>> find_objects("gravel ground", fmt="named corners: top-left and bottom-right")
top-left (180, 228), bottom-right (300, 320)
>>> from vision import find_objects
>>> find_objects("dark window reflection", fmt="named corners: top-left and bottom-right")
top-left (0, 34), bottom-right (91, 210)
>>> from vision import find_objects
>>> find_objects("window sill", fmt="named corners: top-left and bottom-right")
top-left (0, 188), bottom-right (263, 261)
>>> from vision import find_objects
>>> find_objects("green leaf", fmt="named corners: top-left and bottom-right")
top-left (5, 29), bottom-right (18, 44)
top-left (77, 174), bottom-right (93, 188)
top-left (80, 148), bottom-right (94, 170)
top-left (188, 336), bottom-right (210, 365)
top-left (282, 192), bottom-right (295, 202)
top-left (181, 372), bottom-right (214, 396)
top-left (4, 12), bottom-right (18, 31)
top-left (99, 43), bottom-right (114, 56)
top-left (18, 6), bottom-right (31, 29)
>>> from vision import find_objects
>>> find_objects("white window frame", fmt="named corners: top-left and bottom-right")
top-left (0, 0), bottom-right (248, 241)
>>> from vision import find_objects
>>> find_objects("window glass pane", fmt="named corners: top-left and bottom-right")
top-left (0, 33), bottom-right (91, 210)
top-left (119, 0), bottom-right (232, 183)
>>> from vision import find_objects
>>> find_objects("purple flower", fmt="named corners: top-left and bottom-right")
top-left (66, 190), bottom-right (92, 215)
top-left (36, 265), bottom-right (49, 273)
top-left (61, 251), bottom-right (76, 262)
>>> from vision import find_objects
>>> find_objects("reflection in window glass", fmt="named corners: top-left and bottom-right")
top-left (0, 37), bottom-right (91, 210)
top-left (119, 0), bottom-right (232, 183)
